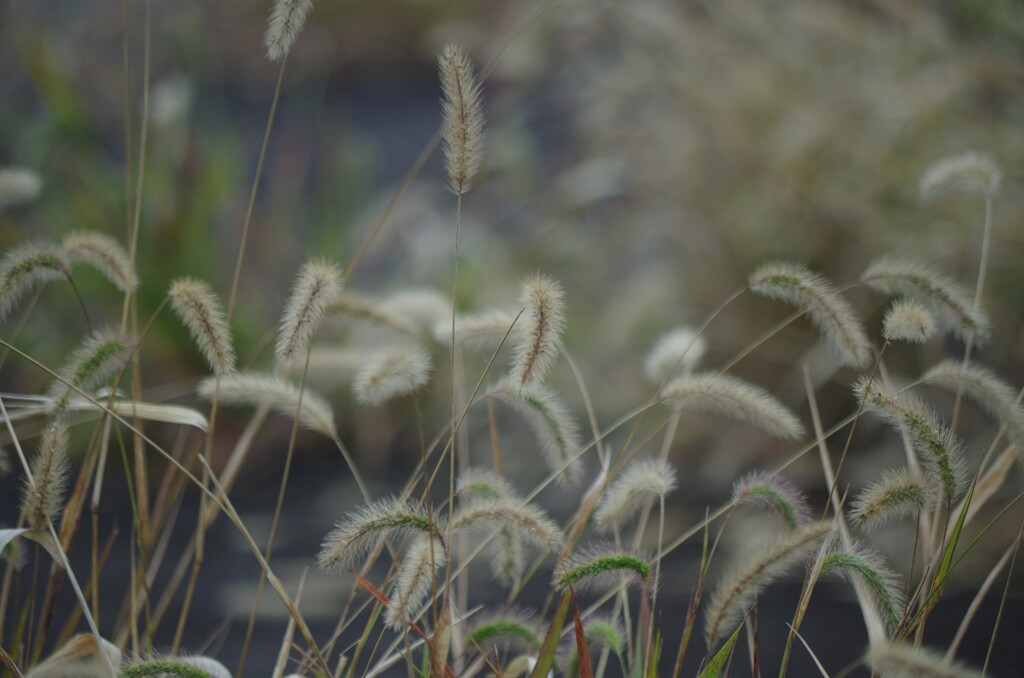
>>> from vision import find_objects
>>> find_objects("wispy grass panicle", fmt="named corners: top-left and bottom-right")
top-left (704, 521), bottom-right (832, 646)
top-left (63, 231), bottom-right (138, 291)
top-left (866, 641), bottom-right (985, 678)
top-left (275, 258), bottom-right (342, 367)
top-left (198, 371), bottom-right (336, 437)
top-left (329, 293), bottom-right (421, 336)
top-left (644, 326), bottom-right (707, 383)
top-left (452, 496), bottom-right (564, 552)
top-left (379, 288), bottom-right (451, 333)
top-left (883, 299), bottom-right (937, 344)
top-left (920, 152), bottom-right (1001, 199)
top-left (511, 273), bottom-right (566, 391)
top-left (21, 419), bottom-right (70, 532)
top-left (467, 609), bottom-right (541, 654)
top-left (48, 330), bottom-right (131, 410)
top-left (862, 257), bottom-right (990, 343)
top-left (498, 383), bottom-right (583, 486)
top-left (921, 359), bottom-right (1024, 445)
top-left (820, 541), bottom-right (904, 630)
top-left (855, 378), bottom-right (966, 503)
top-left (264, 0), bottom-right (314, 61)
top-left (554, 544), bottom-right (652, 594)
top-left (0, 167), bottom-right (42, 210)
top-left (731, 471), bottom-right (811, 530)
top-left (851, 467), bottom-right (935, 528)
top-left (352, 343), bottom-right (432, 405)
top-left (439, 43), bottom-right (485, 195)
top-left (318, 496), bottom-right (443, 572)
top-left (433, 309), bottom-right (517, 348)
top-left (593, 458), bottom-right (677, 533)
top-left (169, 278), bottom-right (235, 376)
top-left (662, 372), bottom-right (804, 440)
top-left (560, 616), bottom-right (624, 678)
top-left (749, 261), bottom-right (871, 368)
top-left (385, 534), bottom-right (447, 630)
top-left (0, 242), bottom-right (70, 323)
top-left (457, 468), bottom-right (514, 501)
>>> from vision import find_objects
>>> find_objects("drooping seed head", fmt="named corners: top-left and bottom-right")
top-left (63, 231), bottom-right (138, 292)
top-left (866, 640), bottom-right (985, 678)
top-left (467, 609), bottom-right (541, 655)
top-left (851, 467), bottom-right (935, 528)
top-left (731, 471), bottom-right (811, 530)
top-left (919, 152), bottom-right (1001, 200)
top-left (883, 299), bottom-right (937, 344)
top-left (318, 496), bottom-right (443, 572)
top-left (385, 534), bottom-right (447, 630)
top-left (594, 458), bottom-right (677, 533)
top-left (199, 371), bottom-right (336, 437)
top-left (644, 326), bottom-right (707, 384)
top-left (921, 360), bottom-right (1024, 446)
top-left (554, 544), bottom-right (653, 594)
top-left (0, 242), bottom-right (70, 323)
top-left (498, 383), bottom-right (583, 486)
top-left (21, 419), bottom-right (71, 532)
top-left (352, 343), bottom-right (433, 406)
top-left (169, 278), bottom-right (235, 376)
top-left (819, 540), bottom-right (904, 630)
top-left (48, 330), bottom-right (132, 412)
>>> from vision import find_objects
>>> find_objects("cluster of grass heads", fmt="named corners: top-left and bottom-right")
top-left (1, 1), bottom-right (1022, 677)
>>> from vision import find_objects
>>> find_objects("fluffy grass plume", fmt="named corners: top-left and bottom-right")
top-left (731, 471), bottom-right (811, 530)
top-left (855, 378), bottom-right (966, 503)
top-left (0, 167), bottom-right (42, 210)
top-left (434, 309), bottom-right (517, 348)
top-left (919, 152), bottom-right (1001, 199)
top-left (329, 293), bottom-right (420, 336)
top-left (921, 360), bottom-right (1024, 445)
top-left (63, 231), bottom-right (138, 291)
top-left (385, 534), bottom-right (447, 630)
top-left (120, 656), bottom-right (231, 678)
top-left (467, 609), bottom-right (541, 654)
top-left (169, 278), bottom-right (235, 376)
top-left (452, 496), bottom-right (564, 552)
top-left (820, 541), bottom-right (904, 630)
top-left (275, 258), bottom-right (342, 367)
top-left (352, 343), bottom-right (432, 405)
top-left (511, 273), bottom-right (566, 391)
top-left (439, 43), bottom-right (485, 195)
top-left (379, 288), bottom-right (451, 333)
top-left (198, 371), bottom-right (336, 437)
top-left (457, 468), bottom-right (515, 501)
top-left (0, 242), bottom-right (70, 322)
top-left (318, 496), bottom-right (443, 572)
top-left (593, 458), bottom-right (677, 533)
top-left (456, 470), bottom-right (530, 585)
top-left (704, 521), bottom-right (832, 646)
top-left (861, 257), bottom-right (989, 343)
top-left (21, 419), bottom-right (70, 532)
top-left (554, 544), bottom-right (652, 594)
top-left (264, 0), bottom-right (313, 61)
top-left (851, 467), bottom-right (935, 528)
top-left (644, 326), bottom-right (707, 383)
top-left (498, 383), bottom-right (583, 486)
top-left (883, 299), bottom-right (937, 344)
top-left (48, 330), bottom-right (131, 410)
top-left (662, 372), bottom-right (804, 440)
top-left (749, 261), bottom-right (871, 368)
top-left (866, 641), bottom-right (985, 678)
top-left (560, 616), bottom-right (624, 678)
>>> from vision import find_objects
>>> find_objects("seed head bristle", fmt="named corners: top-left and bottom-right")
top-left (275, 258), bottom-right (342, 367)
top-left (498, 383), bottom-right (583, 486)
top-left (434, 309), bottom-right (517, 349)
top-left (329, 293), bottom-right (421, 336)
top-left (169, 278), bottom-right (235, 376)
top-left (511, 273), bottom-right (566, 391)
top-left (385, 534), bottom-right (447, 630)
top-left (438, 43), bottom-right (485, 195)
top-left (48, 330), bottom-right (131, 412)
top-left (662, 372), bottom-right (804, 440)
top-left (851, 467), bottom-right (935, 528)
top-left (63, 231), bottom-right (138, 292)
top-left (458, 468), bottom-right (515, 501)
top-left (317, 496), bottom-right (443, 572)
top-left (866, 641), bottom-right (985, 678)
top-left (380, 288), bottom-right (451, 333)
top-left (452, 496), bottom-right (564, 552)
top-left (883, 299), bottom-right (937, 344)
top-left (554, 544), bottom-right (653, 594)
top-left (199, 371), bottom-right (336, 437)
top-left (0, 242), bottom-right (70, 323)
top-left (352, 344), bottom-right (432, 405)
top-left (594, 459), bottom-right (677, 533)
top-left (644, 326), bottom-right (707, 384)
top-left (731, 471), bottom-right (811, 530)
top-left (920, 152), bottom-right (1001, 199)
top-left (0, 167), bottom-right (42, 210)
top-left (264, 0), bottom-right (314, 61)
top-left (921, 360), bottom-right (1024, 446)
top-left (749, 262), bottom-right (871, 369)
top-left (467, 609), bottom-right (541, 654)
top-left (820, 540), bottom-right (904, 630)
top-left (21, 419), bottom-right (71, 532)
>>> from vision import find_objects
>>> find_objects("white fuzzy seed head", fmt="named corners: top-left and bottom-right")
top-left (276, 258), bottom-right (343, 367)
top-left (594, 459), bottom-right (677, 533)
top-left (439, 44), bottom-right (485, 195)
top-left (920, 152), bottom-right (1001, 199)
top-left (883, 299), bottom-right (937, 344)
top-left (264, 0), bottom-right (314, 61)
top-left (353, 344), bottom-right (432, 406)
top-left (169, 277), bottom-right (235, 376)
top-left (63, 231), bottom-right (138, 292)
top-left (644, 326), bottom-right (706, 384)
top-left (511, 273), bottom-right (566, 391)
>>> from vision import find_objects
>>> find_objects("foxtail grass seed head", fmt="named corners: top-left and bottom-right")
top-left (820, 541), bottom-right (904, 630)
top-left (855, 378), bottom-right (966, 503)
top-left (921, 360), bottom-right (1024, 446)
top-left (704, 521), bottom-right (832, 646)
top-left (169, 278), bottom-right (236, 376)
top-left (490, 527), bottom-right (525, 587)
top-left (467, 609), bottom-right (541, 654)
top-left (0, 242), bottom-right (70, 323)
top-left (439, 43), bottom-right (485, 194)
top-left (866, 641), bottom-right (985, 678)
top-left (662, 372), bottom-right (804, 440)
top-left (862, 257), bottom-right (990, 343)
top-left (559, 616), bottom-right (624, 673)
top-left (199, 371), bottom-right (336, 437)
top-left (498, 383), bottom-right (583, 486)
top-left (453, 496), bottom-right (564, 552)
top-left (21, 419), bottom-right (70, 532)
top-left (353, 343), bottom-right (432, 405)
top-left (851, 467), bottom-right (935, 528)
top-left (63, 231), bottom-right (138, 292)
top-left (264, 0), bottom-right (313, 61)
top-left (731, 471), bottom-right (811, 530)
top-left (275, 258), bottom-right (342, 367)
top-left (0, 167), bottom-right (42, 210)
top-left (750, 261), bottom-right (871, 369)
top-left (554, 545), bottom-right (652, 594)
top-left (380, 288), bottom-right (452, 333)
top-left (919, 152), bottom-right (1001, 199)
top-left (385, 534), bottom-right (447, 630)
top-left (434, 309), bottom-right (517, 348)
top-left (594, 459), bottom-right (677, 533)
top-left (48, 330), bottom-right (131, 411)
top-left (458, 468), bottom-right (515, 501)
top-left (511, 273), bottom-right (566, 391)
top-left (330, 292), bottom-right (420, 336)
top-left (318, 496), bottom-right (443, 572)
top-left (644, 326), bottom-right (707, 383)
top-left (883, 299), bottom-right (937, 344)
